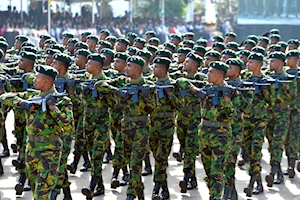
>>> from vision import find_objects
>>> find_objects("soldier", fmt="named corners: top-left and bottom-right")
top-left (198, 61), bottom-right (236, 199)
top-left (144, 31), bottom-right (156, 42)
top-left (278, 41), bottom-right (288, 53)
top-left (183, 32), bottom-right (194, 41)
top-left (43, 39), bottom-right (57, 52)
top-left (148, 37), bottom-right (160, 47)
top-left (7, 35), bottom-right (29, 55)
top-left (99, 29), bottom-right (110, 40)
top-left (0, 65), bottom-right (74, 199)
top-left (163, 43), bottom-right (176, 54)
top-left (224, 32), bottom-right (237, 44)
top-left (269, 34), bottom-right (281, 45)
top-left (150, 57), bottom-right (181, 199)
top-left (226, 42), bottom-right (239, 52)
top-left (66, 38), bottom-right (79, 57)
top-left (287, 39), bottom-right (299, 51)
top-left (196, 39), bottom-right (208, 48)
top-left (126, 32), bottom-right (138, 46)
top-left (62, 33), bottom-right (75, 47)
top-left (45, 49), bottom-right (61, 66)
top-left (212, 35), bottom-right (224, 43)
top-left (212, 42), bottom-right (226, 53)
top-left (137, 50), bottom-right (153, 77)
top-left (80, 31), bottom-right (92, 43)
top-left (81, 53), bottom-right (112, 199)
top-left (257, 37), bottom-right (270, 50)
top-left (169, 48), bottom-right (191, 73)
top-left (97, 40), bottom-right (112, 52)
top-left (182, 40), bottom-right (195, 49)
top-left (242, 39), bottom-right (256, 51)
top-left (133, 38), bottom-right (147, 50)
top-left (74, 42), bottom-right (89, 52)
top-left (116, 38), bottom-right (130, 53)
top-left (242, 53), bottom-right (275, 197)
top-left (220, 49), bottom-right (237, 63)
top-left (223, 58), bottom-right (253, 199)
top-left (265, 52), bottom-right (296, 187)
top-left (193, 46), bottom-right (207, 58)
top-left (106, 36), bottom-right (117, 50)
top-left (86, 35), bottom-right (99, 53)
top-left (101, 48), bottom-right (115, 71)
top-left (202, 51), bottom-right (221, 74)
top-left (169, 34), bottom-right (182, 50)
top-left (283, 50), bottom-right (299, 178)
top-left (38, 34), bottom-right (51, 51)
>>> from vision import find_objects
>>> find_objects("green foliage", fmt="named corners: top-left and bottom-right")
top-left (136, 0), bottom-right (187, 19)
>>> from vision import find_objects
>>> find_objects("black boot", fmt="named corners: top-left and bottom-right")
top-left (230, 188), bottom-right (238, 200)
top-left (187, 175), bottom-right (197, 190)
top-left (297, 160), bottom-right (300, 172)
top-left (244, 175), bottom-right (257, 197)
top-left (81, 176), bottom-right (99, 199)
top-left (120, 166), bottom-right (130, 186)
top-left (0, 158), bottom-right (3, 175)
top-left (111, 167), bottom-right (120, 189)
top-left (274, 166), bottom-right (284, 184)
top-left (137, 189), bottom-right (145, 200)
top-left (67, 153), bottom-right (81, 174)
top-left (62, 186), bottom-right (72, 200)
top-left (126, 194), bottom-right (135, 200)
top-left (160, 181), bottom-right (170, 200)
top-left (222, 187), bottom-right (232, 199)
top-left (11, 143), bottom-right (18, 153)
top-left (265, 165), bottom-right (278, 187)
top-left (253, 174), bottom-right (264, 195)
top-left (80, 151), bottom-right (91, 172)
top-left (142, 154), bottom-right (152, 176)
top-left (179, 172), bottom-right (190, 193)
top-left (15, 173), bottom-right (27, 195)
top-left (94, 176), bottom-right (105, 196)
top-left (152, 182), bottom-right (161, 200)
top-left (50, 190), bottom-right (58, 200)
top-left (173, 146), bottom-right (183, 162)
top-left (0, 137), bottom-right (9, 158)
top-left (288, 158), bottom-right (296, 178)
top-left (103, 148), bottom-right (112, 164)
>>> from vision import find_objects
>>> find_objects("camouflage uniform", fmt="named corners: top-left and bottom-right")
top-left (0, 86), bottom-right (74, 199)
top-left (199, 83), bottom-right (236, 199)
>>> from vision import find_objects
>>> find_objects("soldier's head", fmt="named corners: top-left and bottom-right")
top-left (126, 32), bottom-right (138, 46)
top-left (226, 58), bottom-right (243, 79)
top-left (14, 35), bottom-right (28, 50)
top-left (287, 39), bottom-right (299, 51)
top-left (169, 34), bottom-right (182, 48)
top-left (246, 53), bottom-right (264, 72)
top-left (183, 32), bottom-right (194, 41)
top-left (19, 51), bottom-right (36, 72)
top-left (125, 56), bottom-right (145, 78)
top-left (101, 48), bottom-right (115, 66)
top-left (34, 65), bottom-right (58, 91)
top-left (239, 50), bottom-right (250, 66)
top-left (113, 52), bottom-right (129, 73)
top-left (183, 52), bottom-right (203, 73)
top-left (115, 38), bottom-right (130, 52)
top-left (221, 49), bottom-right (236, 63)
top-left (51, 53), bottom-right (72, 76)
top-left (153, 57), bottom-right (171, 78)
top-left (62, 33), bottom-right (74, 46)
top-left (39, 34), bottom-right (51, 49)
top-left (67, 38), bottom-right (79, 54)
top-left (45, 49), bottom-right (60, 66)
top-left (144, 31), bottom-right (156, 42)
top-left (242, 39), bottom-right (256, 51)
top-left (207, 62), bottom-right (228, 84)
top-left (257, 37), bottom-right (269, 49)
top-left (81, 31), bottom-right (92, 43)
top-left (75, 49), bottom-right (90, 69)
top-left (268, 52), bottom-right (286, 72)
top-left (99, 29), bottom-right (110, 41)
top-left (0, 41), bottom-right (9, 55)
top-left (133, 38), bottom-right (146, 50)
top-left (177, 48), bottom-right (191, 64)
top-left (86, 35), bottom-right (99, 51)
top-left (270, 34), bottom-right (281, 45)
top-left (204, 51), bottom-right (221, 68)
top-left (136, 50), bottom-right (152, 65)
top-left (106, 36), bottom-right (117, 50)
top-left (286, 50), bottom-right (299, 68)
top-left (224, 32), bottom-right (237, 44)
top-left (85, 53), bottom-right (105, 74)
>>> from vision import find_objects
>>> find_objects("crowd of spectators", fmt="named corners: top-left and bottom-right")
top-left (0, 5), bottom-right (221, 45)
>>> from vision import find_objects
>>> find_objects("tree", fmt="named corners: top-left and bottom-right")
top-left (136, 0), bottom-right (187, 20)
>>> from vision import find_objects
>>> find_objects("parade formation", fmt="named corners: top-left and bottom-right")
top-left (0, 27), bottom-right (299, 200)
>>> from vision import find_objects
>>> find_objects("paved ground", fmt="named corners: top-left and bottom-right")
top-left (0, 111), bottom-right (300, 200)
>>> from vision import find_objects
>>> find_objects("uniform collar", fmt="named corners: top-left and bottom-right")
top-left (93, 71), bottom-right (106, 79)
top-left (129, 75), bottom-right (144, 85)
top-left (39, 86), bottom-right (57, 97)
top-left (157, 73), bottom-right (170, 83)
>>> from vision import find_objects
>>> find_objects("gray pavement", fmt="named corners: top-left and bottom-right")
top-left (0, 111), bottom-right (300, 200)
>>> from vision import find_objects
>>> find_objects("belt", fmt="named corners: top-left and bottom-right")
top-left (183, 106), bottom-right (201, 112)
top-left (251, 108), bottom-right (267, 114)
top-left (123, 115), bottom-right (148, 122)
top-left (202, 119), bottom-right (230, 128)
top-left (28, 135), bottom-right (60, 143)
top-left (84, 107), bottom-right (108, 113)
top-left (156, 112), bottom-right (174, 118)
top-left (275, 102), bottom-right (289, 109)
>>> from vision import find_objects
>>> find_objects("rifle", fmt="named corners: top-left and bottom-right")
top-left (242, 81), bottom-right (270, 94)
top-left (26, 92), bottom-right (68, 112)
top-left (0, 77), bottom-right (7, 91)
top-left (9, 72), bottom-right (33, 90)
top-left (82, 79), bottom-right (98, 98)
top-left (70, 69), bottom-right (86, 75)
top-left (155, 81), bottom-right (176, 99)
top-left (54, 78), bottom-right (78, 93)
top-left (118, 85), bottom-right (154, 103)
top-left (266, 78), bottom-right (292, 90)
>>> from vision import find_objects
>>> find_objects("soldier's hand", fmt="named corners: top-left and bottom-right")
top-left (224, 96), bottom-right (231, 102)
top-left (19, 100), bottom-right (35, 112)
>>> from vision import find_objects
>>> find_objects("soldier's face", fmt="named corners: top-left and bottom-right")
top-left (243, 44), bottom-right (253, 51)
top-left (115, 42), bottom-right (125, 52)
top-left (204, 56), bottom-right (217, 68)
top-left (39, 39), bottom-right (45, 48)
top-left (221, 54), bottom-right (231, 63)
top-left (246, 59), bottom-right (258, 72)
top-left (85, 59), bottom-right (98, 73)
top-left (178, 54), bottom-right (186, 64)
top-left (258, 41), bottom-right (267, 49)
top-left (170, 38), bottom-right (180, 46)
top-left (153, 63), bottom-right (166, 78)
top-left (270, 39), bottom-right (278, 45)
top-left (239, 55), bottom-right (248, 65)
top-left (34, 73), bottom-right (46, 89)
top-left (125, 62), bottom-right (140, 77)
top-left (87, 39), bottom-right (96, 49)
top-left (63, 37), bottom-right (69, 46)
top-left (81, 35), bottom-right (87, 42)
top-left (226, 65), bottom-right (240, 78)
top-left (183, 57), bottom-right (192, 72)
top-left (213, 47), bottom-right (223, 53)
top-left (99, 33), bottom-right (107, 40)
top-left (46, 54), bottom-right (54, 66)
top-left (269, 58), bottom-right (282, 71)
top-left (133, 42), bottom-right (143, 50)
top-left (67, 43), bottom-right (75, 53)
top-left (44, 44), bottom-right (50, 51)
top-left (75, 55), bottom-right (86, 67)
top-left (15, 40), bottom-right (22, 50)
top-left (207, 67), bottom-right (221, 83)
top-left (286, 56), bottom-right (299, 67)
top-left (19, 58), bottom-right (27, 69)
top-left (288, 44), bottom-right (298, 51)
top-left (51, 60), bottom-right (62, 72)
top-left (225, 36), bottom-right (234, 44)
top-left (113, 58), bottom-right (126, 72)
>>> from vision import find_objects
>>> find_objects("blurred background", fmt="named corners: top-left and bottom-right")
top-left (0, 0), bottom-right (299, 46)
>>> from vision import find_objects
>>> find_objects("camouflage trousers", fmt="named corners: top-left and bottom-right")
top-left (122, 120), bottom-right (149, 197)
top-left (150, 117), bottom-right (174, 183)
top-left (200, 124), bottom-right (231, 199)
top-left (177, 114), bottom-right (201, 175)
top-left (25, 141), bottom-right (62, 200)
top-left (224, 116), bottom-right (243, 189)
top-left (111, 118), bottom-right (125, 169)
top-left (72, 112), bottom-right (86, 155)
top-left (285, 108), bottom-right (300, 159)
top-left (84, 111), bottom-right (109, 177)
top-left (14, 111), bottom-right (27, 174)
top-left (56, 134), bottom-right (73, 190)
top-left (266, 107), bottom-right (291, 166)
top-left (244, 111), bottom-right (268, 176)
